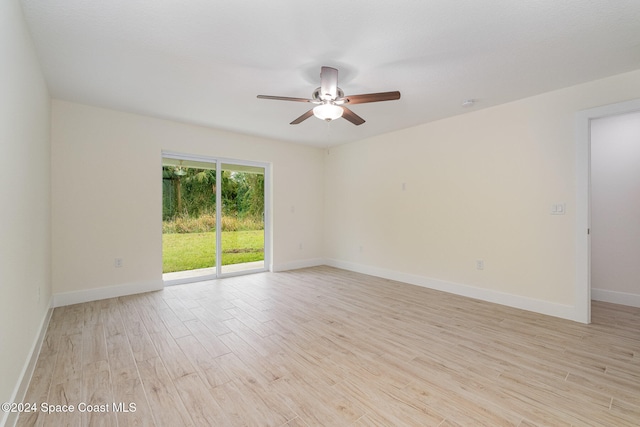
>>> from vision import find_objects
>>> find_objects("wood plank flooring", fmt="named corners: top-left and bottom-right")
top-left (16, 266), bottom-right (640, 426)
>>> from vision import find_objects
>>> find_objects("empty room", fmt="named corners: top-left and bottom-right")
top-left (3, 1), bottom-right (640, 426)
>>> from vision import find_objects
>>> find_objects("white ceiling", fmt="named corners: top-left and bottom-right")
top-left (20, 0), bottom-right (640, 147)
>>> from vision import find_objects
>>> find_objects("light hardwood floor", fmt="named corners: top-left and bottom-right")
top-left (16, 266), bottom-right (640, 426)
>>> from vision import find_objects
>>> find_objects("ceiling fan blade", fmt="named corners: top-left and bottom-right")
top-left (320, 66), bottom-right (338, 100)
top-left (290, 109), bottom-right (314, 125)
top-left (341, 107), bottom-right (365, 126)
top-left (344, 91), bottom-right (401, 105)
top-left (257, 95), bottom-right (312, 103)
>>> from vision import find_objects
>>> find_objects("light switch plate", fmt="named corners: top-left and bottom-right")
top-left (551, 203), bottom-right (566, 215)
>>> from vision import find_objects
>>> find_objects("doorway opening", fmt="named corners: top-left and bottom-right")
top-left (590, 111), bottom-right (640, 306)
top-left (161, 152), bottom-right (269, 285)
top-left (575, 98), bottom-right (640, 323)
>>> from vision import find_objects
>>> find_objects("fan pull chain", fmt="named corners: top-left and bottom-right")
top-left (326, 120), bottom-right (332, 154)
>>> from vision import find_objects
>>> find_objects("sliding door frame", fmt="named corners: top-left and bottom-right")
top-left (162, 150), bottom-right (271, 285)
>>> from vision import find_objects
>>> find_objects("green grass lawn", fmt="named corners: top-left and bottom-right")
top-left (162, 230), bottom-right (264, 273)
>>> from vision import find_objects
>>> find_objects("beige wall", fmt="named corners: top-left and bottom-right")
top-left (325, 69), bottom-right (640, 320)
top-left (0, 0), bottom-right (51, 417)
top-left (51, 100), bottom-right (324, 301)
top-left (591, 111), bottom-right (640, 303)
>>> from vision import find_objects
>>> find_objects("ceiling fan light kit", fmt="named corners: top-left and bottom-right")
top-left (257, 66), bottom-right (400, 126)
top-left (313, 103), bottom-right (343, 121)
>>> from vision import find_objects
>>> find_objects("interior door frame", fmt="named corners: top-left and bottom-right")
top-left (162, 151), bottom-right (271, 285)
top-left (575, 98), bottom-right (640, 323)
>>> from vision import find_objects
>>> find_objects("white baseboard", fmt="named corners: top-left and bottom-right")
top-left (53, 280), bottom-right (163, 307)
top-left (325, 259), bottom-right (579, 322)
top-left (2, 299), bottom-right (53, 427)
top-left (272, 258), bottom-right (325, 272)
top-left (592, 288), bottom-right (640, 308)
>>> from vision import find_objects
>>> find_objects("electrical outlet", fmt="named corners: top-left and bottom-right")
top-left (476, 260), bottom-right (484, 270)
top-left (115, 258), bottom-right (123, 268)
top-left (299, 243), bottom-right (303, 250)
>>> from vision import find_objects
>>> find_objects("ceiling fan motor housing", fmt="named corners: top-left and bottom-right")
top-left (313, 87), bottom-right (344, 102)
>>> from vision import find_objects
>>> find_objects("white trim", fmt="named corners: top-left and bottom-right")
top-left (592, 288), bottom-right (640, 308)
top-left (263, 163), bottom-right (272, 273)
top-left (326, 259), bottom-right (578, 321)
top-left (215, 162), bottom-right (222, 275)
top-left (575, 108), bottom-right (591, 323)
top-left (164, 268), bottom-right (271, 286)
top-left (53, 280), bottom-right (163, 307)
top-left (218, 267), bottom-right (269, 278)
top-left (2, 299), bottom-right (53, 427)
top-left (163, 274), bottom-right (217, 287)
top-left (162, 150), bottom-right (270, 170)
top-left (162, 150), bottom-right (216, 165)
top-left (272, 258), bottom-right (326, 272)
top-left (575, 98), bottom-right (640, 324)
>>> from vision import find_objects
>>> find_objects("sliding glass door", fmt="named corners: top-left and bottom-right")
top-left (220, 163), bottom-right (266, 274)
top-left (162, 158), bottom-right (218, 283)
top-left (162, 153), bottom-right (269, 285)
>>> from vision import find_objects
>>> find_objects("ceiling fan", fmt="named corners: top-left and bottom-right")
top-left (257, 66), bottom-right (401, 126)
